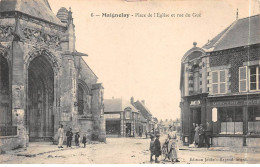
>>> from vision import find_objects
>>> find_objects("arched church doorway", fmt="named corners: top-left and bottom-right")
top-left (27, 56), bottom-right (54, 141)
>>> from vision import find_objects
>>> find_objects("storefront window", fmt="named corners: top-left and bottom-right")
top-left (248, 106), bottom-right (260, 135)
top-left (218, 107), bottom-right (243, 134)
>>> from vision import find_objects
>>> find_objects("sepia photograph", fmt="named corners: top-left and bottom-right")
top-left (0, 0), bottom-right (260, 164)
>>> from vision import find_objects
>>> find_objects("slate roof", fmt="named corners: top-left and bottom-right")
top-left (202, 14), bottom-right (260, 52)
top-left (104, 98), bottom-right (139, 113)
top-left (133, 100), bottom-right (152, 120)
top-left (0, 0), bottom-right (63, 26)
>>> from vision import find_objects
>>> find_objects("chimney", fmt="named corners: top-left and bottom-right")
top-left (141, 100), bottom-right (145, 105)
top-left (131, 96), bottom-right (134, 104)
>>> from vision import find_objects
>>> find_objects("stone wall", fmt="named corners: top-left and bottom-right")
top-left (78, 119), bottom-right (93, 142)
top-left (212, 136), bottom-right (244, 147)
top-left (0, 136), bottom-right (23, 153)
top-left (246, 138), bottom-right (260, 147)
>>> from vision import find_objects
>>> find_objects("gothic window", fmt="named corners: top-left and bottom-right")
top-left (78, 86), bottom-right (84, 115)
top-left (193, 66), bottom-right (200, 93)
top-left (0, 55), bottom-right (11, 126)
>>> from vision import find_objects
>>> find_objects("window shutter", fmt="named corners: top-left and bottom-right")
top-left (239, 66), bottom-right (247, 92)
top-left (220, 70), bottom-right (226, 94)
top-left (212, 71), bottom-right (218, 94)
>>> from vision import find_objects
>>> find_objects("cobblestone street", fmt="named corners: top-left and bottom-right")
top-left (1, 135), bottom-right (259, 164)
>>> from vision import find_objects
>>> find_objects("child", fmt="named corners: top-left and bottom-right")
top-left (154, 134), bottom-right (161, 163)
top-left (149, 135), bottom-right (155, 162)
top-left (82, 134), bottom-right (87, 148)
top-left (75, 132), bottom-right (80, 147)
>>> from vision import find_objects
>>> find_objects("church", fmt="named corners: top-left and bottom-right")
top-left (0, 0), bottom-right (105, 152)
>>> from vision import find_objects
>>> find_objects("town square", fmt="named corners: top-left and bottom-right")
top-left (0, 0), bottom-right (260, 164)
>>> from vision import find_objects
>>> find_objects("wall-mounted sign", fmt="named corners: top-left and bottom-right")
top-left (105, 114), bottom-right (120, 119)
top-left (212, 108), bottom-right (218, 122)
top-left (209, 99), bottom-right (260, 107)
top-left (190, 100), bottom-right (201, 106)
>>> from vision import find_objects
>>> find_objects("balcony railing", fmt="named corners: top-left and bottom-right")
top-left (0, 126), bottom-right (17, 136)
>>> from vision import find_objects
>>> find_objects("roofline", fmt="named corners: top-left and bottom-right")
top-left (181, 47), bottom-right (206, 63)
top-left (208, 43), bottom-right (260, 54)
top-left (80, 57), bottom-right (98, 79)
top-left (211, 19), bottom-right (238, 50)
top-left (0, 11), bottom-right (66, 29)
top-left (237, 14), bottom-right (260, 21)
top-left (202, 14), bottom-right (260, 52)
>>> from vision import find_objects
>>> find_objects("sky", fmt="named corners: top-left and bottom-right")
top-left (49, 0), bottom-right (260, 121)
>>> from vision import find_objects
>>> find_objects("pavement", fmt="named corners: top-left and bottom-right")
top-left (1, 136), bottom-right (260, 164)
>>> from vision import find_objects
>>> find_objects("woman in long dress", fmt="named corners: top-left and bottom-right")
top-left (194, 124), bottom-right (199, 147)
top-left (167, 127), bottom-right (180, 163)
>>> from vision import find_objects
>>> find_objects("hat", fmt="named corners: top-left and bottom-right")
top-left (156, 134), bottom-right (160, 137)
top-left (150, 135), bottom-right (155, 139)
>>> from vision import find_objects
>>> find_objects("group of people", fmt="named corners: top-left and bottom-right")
top-left (192, 122), bottom-right (211, 148)
top-left (57, 124), bottom-right (87, 148)
top-left (149, 126), bottom-right (180, 163)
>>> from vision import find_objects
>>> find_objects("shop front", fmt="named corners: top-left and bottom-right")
top-left (105, 112), bottom-right (121, 137)
top-left (207, 94), bottom-right (260, 147)
top-left (181, 93), bottom-right (208, 146)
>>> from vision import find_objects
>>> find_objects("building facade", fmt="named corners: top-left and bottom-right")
top-left (104, 98), bottom-right (141, 137)
top-left (133, 98), bottom-right (155, 133)
top-left (0, 0), bottom-right (105, 152)
top-left (180, 14), bottom-right (260, 147)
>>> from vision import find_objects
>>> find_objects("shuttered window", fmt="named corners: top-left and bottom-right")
top-left (239, 66), bottom-right (247, 92)
top-left (212, 71), bottom-right (218, 94)
top-left (249, 66), bottom-right (260, 91)
top-left (212, 70), bottom-right (226, 94)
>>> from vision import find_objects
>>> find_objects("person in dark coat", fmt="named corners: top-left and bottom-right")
top-left (198, 124), bottom-right (205, 148)
top-left (190, 123), bottom-right (195, 144)
top-left (205, 122), bottom-right (212, 148)
top-left (149, 135), bottom-right (155, 161)
top-left (154, 134), bottom-right (161, 163)
top-left (194, 124), bottom-right (199, 147)
top-left (75, 132), bottom-right (80, 147)
top-left (66, 128), bottom-right (73, 148)
top-left (82, 134), bottom-right (87, 148)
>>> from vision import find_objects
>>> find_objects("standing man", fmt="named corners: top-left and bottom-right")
top-left (154, 134), bottom-right (161, 163)
top-left (205, 122), bottom-right (212, 148)
top-left (66, 128), bottom-right (73, 148)
top-left (190, 123), bottom-right (195, 145)
top-left (198, 124), bottom-right (205, 148)
top-left (58, 124), bottom-right (64, 148)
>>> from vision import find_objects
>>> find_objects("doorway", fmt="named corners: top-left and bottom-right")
top-left (126, 123), bottom-right (131, 137)
top-left (27, 56), bottom-right (54, 141)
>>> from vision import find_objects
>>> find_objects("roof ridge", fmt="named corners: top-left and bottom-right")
top-left (212, 19), bottom-right (238, 49)
top-left (237, 14), bottom-right (260, 21)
